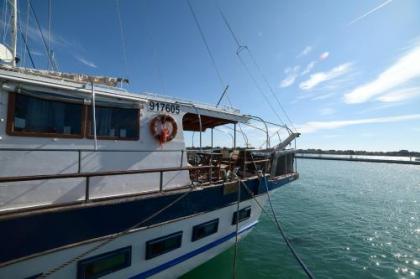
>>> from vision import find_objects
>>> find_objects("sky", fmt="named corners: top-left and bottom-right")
top-left (1, 0), bottom-right (420, 151)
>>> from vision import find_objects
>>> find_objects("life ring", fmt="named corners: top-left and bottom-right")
top-left (150, 115), bottom-right (178, 144)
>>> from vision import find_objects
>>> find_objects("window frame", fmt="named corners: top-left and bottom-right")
top-left (232, 206), bottom-right (252, 225)
top-left (145, 231), bottom-right (183, 260)
top-left (77, 246), bottom-right (132, 279)
top-left (192, 219), bottom-right (219, 242)
top-left (86, 104), bottom-right (140, 141)
top-left (6, 92), bottom-right (85, 139)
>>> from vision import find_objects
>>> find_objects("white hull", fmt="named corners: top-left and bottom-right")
top-left (0, 195), bottom-right (267, 279)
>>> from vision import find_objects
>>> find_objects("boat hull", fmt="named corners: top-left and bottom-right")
top-left (0, 175), bottom-right (297, 278)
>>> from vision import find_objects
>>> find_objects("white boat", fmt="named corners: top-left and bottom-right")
top-left (0, 2), bottom-right (300, 278)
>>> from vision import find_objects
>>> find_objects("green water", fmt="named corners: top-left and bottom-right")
top-left (182, 159), bottom-right (420, 279)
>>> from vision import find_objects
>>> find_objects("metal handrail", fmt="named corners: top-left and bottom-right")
top-left (0, 165), bottom-right (213, 203)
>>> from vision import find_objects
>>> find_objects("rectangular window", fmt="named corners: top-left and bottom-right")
top-left (77, 246), bottom-right (131, 279)
top-left (146, 231), bottom-right (182, 260)
top-left (192, 219), bottom-right (219, 242)
top-left (232, 206), bottom-right (251, 225)
top-left (7, 93), bottom-right (83, 137)
top-left (88, 106), bottom-right (139, 140)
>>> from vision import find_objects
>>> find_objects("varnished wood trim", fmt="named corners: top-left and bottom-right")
top-left (6, 92), bottom-right (84, 139)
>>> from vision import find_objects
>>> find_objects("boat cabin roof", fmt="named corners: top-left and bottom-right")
top-left (0, 65), bottom-right (250, 125)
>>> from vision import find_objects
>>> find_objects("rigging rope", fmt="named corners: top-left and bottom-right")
top-left (28, 0), bottom-right (54, 70)
top-left (47, 0), bottom-right (51, 70)
top-left (18, 20), bottom-right (35, 68)
top-left (40, 188), bottom-right (193, 278)
top-left (217, 4), bottom-right (297, 131)
top-left (2, 0), bottom-right (8, 43)
top-left (186, 0), bottom-right (227, 92)
top-left (115, 0), bottom-right (130, 81)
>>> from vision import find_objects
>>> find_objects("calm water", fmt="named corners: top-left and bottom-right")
top-left (182, 159), bottom-right (420, 279)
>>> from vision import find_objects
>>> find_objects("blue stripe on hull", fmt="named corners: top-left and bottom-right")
top-left (130, 221), bottom-right (258, 279)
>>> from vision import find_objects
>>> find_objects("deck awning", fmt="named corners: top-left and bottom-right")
top-left (183, 113), bottom-right (237, 131)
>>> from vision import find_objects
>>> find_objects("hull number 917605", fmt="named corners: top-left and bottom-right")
top-left (148, 101), bottom-right (180, 114)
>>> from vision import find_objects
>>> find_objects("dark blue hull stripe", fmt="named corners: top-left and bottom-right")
top-left (130, 222), bottom-right (258, 279)
top-left (0, 175), bottom-right (295, 264)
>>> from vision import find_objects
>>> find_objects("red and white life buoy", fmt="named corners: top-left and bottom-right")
top-left (150, 115), bottom-right (178, 145)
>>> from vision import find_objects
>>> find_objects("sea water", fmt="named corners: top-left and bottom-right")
top-left (182, 159), bottom-right (420, 278)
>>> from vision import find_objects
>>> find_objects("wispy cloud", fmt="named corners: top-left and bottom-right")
top-left (299, 63), bottom-right (353, 91)
top-left (75, 56), bottom-right (97, 68)
top-left (344, 45), bottom-right (420, 104)
top-left (319, 108), bottom-right (336, 116)
top-left (348, 0), bottom-right (393, 26)
top-left (301, 61), bottom-right (316, 76)
top-left (297, 46), bottom-right (312, 58)
top-left (320, 51), bottom-right (329, 60)
top-left (298, 114), bottom-right (420, 134)
top-left (280, 65), bottom-right (300, 88)
top-left (377, 87), bottom-right (420, 103)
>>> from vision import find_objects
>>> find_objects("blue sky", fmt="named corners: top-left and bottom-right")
top-left (3, 0), bottom-right (420, 151)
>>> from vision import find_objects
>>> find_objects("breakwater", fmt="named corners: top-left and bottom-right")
top-left (295, 155), bottom-right (420, 165)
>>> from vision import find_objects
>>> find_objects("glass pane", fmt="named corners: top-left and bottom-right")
top-left (92, 106), bottom-right (138, 139)
top-left (77, 246), bottom-right (131, 279)
top-left (192, 219), bottom-right (218, 241)
top-left (14, 94), bottom-right (82, 135)
top-left (146, 232), bottom-right (182, 259)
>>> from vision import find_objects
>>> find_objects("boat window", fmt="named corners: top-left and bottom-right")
top-left (192, 219), bottom-right (219, 241)
top-left (88, 106), bottom-right (139, 140)
top-left (145, 231), bottom-right (182, 260)
top-left (232, 206), bottom-right (251, 225)
top-left (77, 246), bottom-right (131, 279)
top-left (7, 93), bottom-right (83, 137)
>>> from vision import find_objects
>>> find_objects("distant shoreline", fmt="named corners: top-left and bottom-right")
top-left (296, 154), bottom-right (420, 165)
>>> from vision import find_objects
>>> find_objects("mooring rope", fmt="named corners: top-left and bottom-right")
top-left (238, 177), bottom-right (316, 279)
top-left (39, 188), bottom-right (193, 278)
top-left (232, 179), bottom-right (241, 279)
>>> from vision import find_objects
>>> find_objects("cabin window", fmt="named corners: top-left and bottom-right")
top-left (7, 93), bottom-right (83, 137)
top-left (145, 231), bottom-right (182, 260)
top-left (77, 246), bottom-right (131, 279)
top-left (232, 206), bottom-right (251, 225)
top-left (192, 219), bottom-right (219, 242)
top-left (88, 106), bottom-right (139, 140)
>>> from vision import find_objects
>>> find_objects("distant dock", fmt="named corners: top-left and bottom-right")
top-left (296, 154), bottom-right (420, 165)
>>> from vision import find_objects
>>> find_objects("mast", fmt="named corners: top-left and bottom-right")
top-left (11, 0), bottom-right (18, 66)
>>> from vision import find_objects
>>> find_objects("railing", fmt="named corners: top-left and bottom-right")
top-left (0, 148), bottom-right (187, 174)
top-left (0, 165), bottom-right (213, 203)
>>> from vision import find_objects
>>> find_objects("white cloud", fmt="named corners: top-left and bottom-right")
top-left (377, 87), bottom-right (420, 103)
top-left (297, 114), bottom-right (420, 134)
top-left (344, 46), bottom-right (420, 104)
top-left (75, 56), bottom-right (97, 68)
top-left (320, 52), bottom-right (329, 60)
top-left (280, 65), bottom-right (300, 88)
top-left (301, 61), bottom-right (316, 76)
top-left (297, 46), bottom-right (312, 57)
top-left (319, 108), bottom-right (336, 116)
top-left (348, 0), bottom-right (393, 26)
top-left (299, 63), bottom-right (352, 91)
